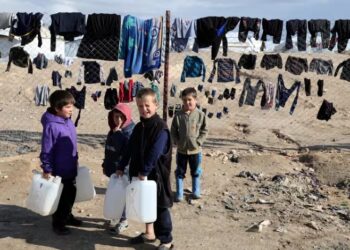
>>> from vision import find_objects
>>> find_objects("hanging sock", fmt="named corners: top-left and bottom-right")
top-left (304, 78), bottom-right (311, 96)
top-left (317, 79), bottom-right (324, 97)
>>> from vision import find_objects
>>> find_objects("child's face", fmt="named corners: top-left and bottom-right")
top-left (182, 94), bottom-right (197, 112)
top-left (55, 103), bottom-right (74, 119)
top-left (113, 111), bottom-right (126, 128)
top-left (136, 95), bottom-right (158, 119)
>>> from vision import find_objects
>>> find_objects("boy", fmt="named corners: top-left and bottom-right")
top-left (102, 103), bottom-right (135, 234)
top-left (171, 87), bottom-right (208, 202)
top-left (116, 88), bottom-right (174, 250)
top-left (40, 90), bottom-right (82, 235)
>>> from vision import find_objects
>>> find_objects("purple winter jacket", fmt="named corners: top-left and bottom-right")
top-left (40, 110), bottom-right (78, 180)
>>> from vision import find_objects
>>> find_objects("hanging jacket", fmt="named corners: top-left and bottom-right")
top-left (106, 67), bottom-right (118, 86)
top-left (334, 58), bottom-right (350, 82)
top-left (119, 79), bottom-right (134, 103)
top-left (208, 58), bottom-right (240, 83)
top-left (238, 54), bottom-right (257, 70)
top-left (238, 17), bottom-right (261, 42)
top-left (275, 74), bottom-right (301, 115)
top-left (180, 55), bottom-right (206, 82)
top-left (77, 13), bottom-right (121, 61)
top-left (6, 46), bottom-right (33, 74)
top-left (33, 53), bottom-right (48, 69)
top-left (309, 58), bottom-right (333, 75)
top-left (285, 19), bottom-right (307, 51)
top-left (308, 19), bottom-right (330, 48)
top-left (119, 15), bottom-right (163, 78)
top-left (261, 18), bottom-right (283, 44)
top-left (10, 12), bottom-right (43, 47)
top-left (238, 78), bottom-right (266, 107)
top-left (194, 16), bottom-right (240, 60)
top-left (260, 54), bottom-right (283, 70)
top-left (49, 12), bottom-right (86, 51)
top-left (77, 61), bottom-right (105, 84)
top-left (104, 88), bottom-right (119, 110)
top-left (329, 19), bottom-right (350, 53)
top-left (285, 56), bottom-right (308, 75)
top-left (171, 18), bottom-right (196, 52)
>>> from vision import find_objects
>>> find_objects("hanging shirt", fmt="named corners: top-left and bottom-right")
top-left (334, 58), bottom-right (350, 82)
top-left (171, 18), bottom-right (196, 52)
top-left (238, 78), bottom-right (266, 107)
top-left (33, 53), bottom-right (48, 69)
top-left (208, 58), bottom-right (240, 83)
top-left (285, 56), bottom-right (308, 75)
top-left (119, 15), bottom-right (163, 78)
top-left (180, 55), bottom-right (206, 82)
top-left (238, 54), bottom-right (257, 70)
top-left (6, 46), bottom-right (33, 74)
top-left (77, 61), bottom-right (105, 85)
top-left (260, 54), bottom-right (283, 70)
top-left (309, 58), bottom-right (333, 75)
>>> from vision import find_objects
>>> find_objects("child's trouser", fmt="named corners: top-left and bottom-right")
top-left (52, 178), bottom-right (76, 228)
top-left (154, 207), bottom-right (173, 244)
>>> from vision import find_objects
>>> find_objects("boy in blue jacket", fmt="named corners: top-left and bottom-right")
top-left (40, 90), bottom-right (82, 235)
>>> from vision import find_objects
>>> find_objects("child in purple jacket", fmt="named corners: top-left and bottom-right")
top-left (40, 90), bottom-right (82, 235)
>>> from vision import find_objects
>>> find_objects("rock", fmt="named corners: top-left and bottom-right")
top-left (87, 213), bottom-right (93, 217)
top-left (256, 198), bottom-right (275, 205)
top-left (3, 175), bottom-right (8, 179)
top-left (206, 152), bottom-right (215, 157)
top-left (275, 227), bottom-right (287, 233)
top-left (305, 221), bottom-right (319, 231)
top-left (249, 149), bottom-right (254, 154)
top-left (78, 209), bottom-right (85, 213)
top-left (188, 198), bottom-right (200, 205)
top-left (198, 204), bottom-right (204, 210)
top-left (272, 175), bottom-right (286, 183)
top-left (222, 155), bottom-right (229, 163)
top-left (229, 149), bottom-right (237, 156)
top-left (247, 220), bottom-right (272, 232)
top-left (230, 155), bottom-right (239, 163)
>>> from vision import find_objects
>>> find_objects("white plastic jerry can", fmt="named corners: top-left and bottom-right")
top-left (26, 171), bottom-right (63, 216)
top-left (75, 166), bottom-right (96, 202)
top-left (103, 174), bottom-right (129, 220)
top-left (126, 177), bottom-right (157, 223)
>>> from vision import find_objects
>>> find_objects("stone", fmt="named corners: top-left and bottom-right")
top-left (305, 221), bottom-right (319, 231)
top-left (247, 220), bottom-right (272, 232)
top-left (275, 227), bottom-right (287, 233)
top-left (256, 199), bottom-right (275, 205)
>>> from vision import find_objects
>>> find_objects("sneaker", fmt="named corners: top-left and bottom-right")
top-left (109, 220), bottom-right (129, 235)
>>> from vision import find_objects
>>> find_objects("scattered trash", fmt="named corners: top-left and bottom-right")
top-left (275, 227), bottom-right (287, 233)
top-left (247, 220), bottom-right (272, 232)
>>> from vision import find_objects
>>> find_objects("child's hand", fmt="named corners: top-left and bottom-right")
top-left (116, 170), bottom-right (124, 177)
top-left (138, 174), bottom-right (146, 181)
top-left (42, 172), bottom-right (51, 180)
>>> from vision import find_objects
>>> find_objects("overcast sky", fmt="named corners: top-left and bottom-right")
top-left (0, 0), bottom-right (349, 21)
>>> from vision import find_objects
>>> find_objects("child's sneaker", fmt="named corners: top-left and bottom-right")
top-left (109, 220), bottom-right (129, 235)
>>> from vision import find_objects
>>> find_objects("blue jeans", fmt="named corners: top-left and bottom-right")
top-left (175, 152), bottom-right (202, 179)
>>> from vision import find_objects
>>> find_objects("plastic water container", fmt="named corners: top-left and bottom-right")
top-left (75, 166), bottom-right (96, 202)
top-left (26, 171), bottom-right (63, 216)
top-left (103, 174), bottom-right (129, 220)
top-left (126, 178), bottom-right (157, 223)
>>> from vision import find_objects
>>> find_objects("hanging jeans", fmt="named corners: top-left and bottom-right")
top-left (308, 19), bottom-right (330, 48)
top-left (275, 74), bottom-right (301, 115)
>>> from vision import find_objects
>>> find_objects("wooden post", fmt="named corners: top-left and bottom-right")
top-left (163, 10), bottom-right (171, 121)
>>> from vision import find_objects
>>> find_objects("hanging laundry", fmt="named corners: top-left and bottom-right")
top-left (64, 70), bottom-right (73, 78)
top-left (144, 70), bottom-right (163, 83)
top-left (91, 91), bottom-right (102, 102)
top-left (49, 12), bottom-right (86, 51)
top-left (180, 55), bottom-right (206, 82)
top-left (334, 58), bottom-right (350, 81)
top-left (329, 19), bottom-right (350, 53)
top-left (238, 17), bottom-right (261, 43)
top-left (77, 61), bottom-right (105, 85)
top-left (170, 84), bottom-right (177, 97)
top-left (132, 81), bottom-right (145, 97)
top-left (119, 79), bottom-right (134, 103)
top-left (151, 82), bottom-right (160, 103)
top-left (77, 14), bottom-right (121, 61)
top-left (238, 54), bottom-right (257, 70)
top-left (66, 86), bottom-right (86, 127)
top-left (275, 74), bottom-right (301, 115)
top-left (6, 46), bottom-right (33, 74)
top-left (194, 16), bottom-right (240, 60)
top-left (260, 54), bottom-right (283, 70)
top-left (308, 19), bottom-right (330, 48)
top-left (208, 58), bottom-right (240, 83)
top-left (33, 53), bottom-right (48, 69)
top-left (106, 67), bottom-right (118, 86)
top-left (304, 78), bottom-right (311, 96)
top-left (171, 18), bottom-right (196, 52)
top-left (34, 85), bottom-right (50, 106)
top-left (52, 71), bottom-right (62, 89)
top-left (261, 82), bottom-right (275, 110)
top-left (309, 58), bottom-right (333, 75)
top-left (317, 80), bottom-right (324, 97)
top-left (119, 15), bottom-right (163, 78)
top-left (285, 19), bottom-right (307, 51)
top-left (317, 99), bottom-right (337, 121)
top-left (104, 88), bottom-right (119, 110)
top-left (285, 56), bottom-right (308, 75)
top-left (10, 12), bottom-right (43, 47)
top-left (261, 19), bottom-right (283, 44)
top-left (238, 78), bottom-right (266, 107)
top-left (0, 12), bottom-right (14, 30)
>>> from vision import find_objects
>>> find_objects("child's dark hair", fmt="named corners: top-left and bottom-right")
top-left (49, 90), bottom-right (75, 110)
top-left (181, 87), bottom-right (197, 99)
top-left (136, 88), bottom-right (157, 103)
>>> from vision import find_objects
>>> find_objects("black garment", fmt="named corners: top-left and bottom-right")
top-left (193, 16), bottom-right (240, 60)
top-left (285, 56), bottom-right (308, 75)
top-left (317, 99), bottom-right (337, 121)
top-left (329, 19), bottom-right (350, 53)
top-left (239, 78), bottom-right (266, 107)
top-left (66, 86), bottom-right (86, 127)
top-left (154, 207), bottom-right (173, 244)
top-left (275, 74), bottom-right (301, 115)
top-left (10, 12), bottom-right (43, 47)
top-left (285, 19), bottom-right (307, 51)
top-left (335, 59), bottom-right (350, 81)
top-left (81, 61), bottom-right (103, 84)
top-left (208, 58), bottom-right (240, 83)
top-left (309, 58), bottom-right (333, 75)
top-left (33, 53), bottom-right (48, 69)
top-left (77, 14), bottom-right (121, 61)
top-left (106, 67), bottom-right (118, 86)
top-left (261, 18), bottom-right (283, 44)
top-left (230, 88), bottom-right (236, 100)
top-left (104, 88), bottom-right (119, 110)
top-left (238, 54), bottom-right (257, 70)
top-left (304, 78), bottom-right (311, 96)
top-left (308, 19), bottom-right (330, 48)
top-left (6, 46), bottom-right (33, 74)
top-left (238, 17), bottom-right (261, 42)
top-left (128, 114), bottom-right (173, 208)
top-left (52, 179), bottom-right (76, 228)
top-left (260, 54), bottom-right (283, 70)
top-left (317, 80), bottom-right (324, 97)
top-left (65, 70), bottom-right (73, 78)
top-left (223, 88), bottom-right (230, 99)
top-left (50, 12), bottom-right (86, 51)
top-left (52, 71), bottom-right (62, 88)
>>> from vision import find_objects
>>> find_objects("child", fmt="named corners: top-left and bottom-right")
top-left (171, 87), bottom-right (208, 202)
top-left (102, 103), bottom-right (135, 234)
top-left (40, 90), bottom-right (82, 235)
top-left (116, 88), bottom-right (174, 250)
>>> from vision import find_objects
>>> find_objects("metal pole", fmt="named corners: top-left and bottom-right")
top-left (163, 10), bottom-right (170, 121)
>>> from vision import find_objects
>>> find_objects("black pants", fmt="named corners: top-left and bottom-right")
top-left (154, 207), bottom-right (173, 244)
top-left (285, 19), bottom-right (307, 51)
top-left (52, 178), bottom-right (76, 228)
